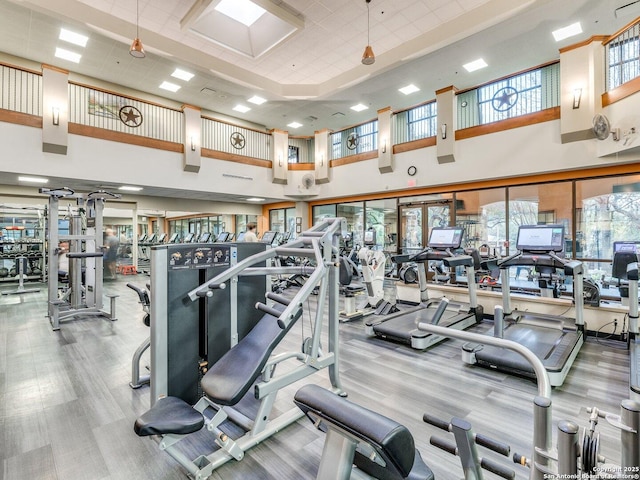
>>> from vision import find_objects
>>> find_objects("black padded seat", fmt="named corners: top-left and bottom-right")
top-left (294, 384), bottom-right (434, 480)
top-left (134, 396), bottom-right (204, 437)
top-left (201, 306), bottom-right (302, 406)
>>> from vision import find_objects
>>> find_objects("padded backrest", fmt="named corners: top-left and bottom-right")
top-left (612, 251), bottom-right (639, 280)
top-left (294, 384), bottom-right (416, 479)
top-left (200, 304), bottom-right (301, 406)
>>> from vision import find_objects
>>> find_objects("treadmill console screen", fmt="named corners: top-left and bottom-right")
top-left (183, 233), bottom-right (195, 243)
top-left (261, 231), bottom-right (277, 244)
top-left (614, 241), bottom-right (640, 253)
top-left (428, 227), bottom-right (463, 249)
top-left (516, 225), bottom-right (564, 252)
top-left (199, 232), bottom-right (211, 243)
top-left (215, 232), bottom-right (228, 242)
top-left (168, 233), bottom-right (179, 243)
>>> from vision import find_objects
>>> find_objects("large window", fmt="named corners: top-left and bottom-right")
top-left (455, 188), bottom-right (506, 253)
top-left (606, 22), bottom-right (640, 91)
top-left (576, 176), bottom-right (640, 280)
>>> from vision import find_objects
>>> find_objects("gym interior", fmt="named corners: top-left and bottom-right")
top-left (2, 0), bottom-right (640, 479)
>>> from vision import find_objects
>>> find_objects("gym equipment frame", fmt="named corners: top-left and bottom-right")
top-left (41, 187), bottom-right (120, 331)
top-left (135, 218), bottom-right (347, 480)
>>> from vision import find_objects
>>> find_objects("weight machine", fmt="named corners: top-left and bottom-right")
top-left (41, 187), bottom-right (120, 330)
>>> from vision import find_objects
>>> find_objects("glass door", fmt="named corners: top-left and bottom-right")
top-left (399, 202), bottom-right (451, 254)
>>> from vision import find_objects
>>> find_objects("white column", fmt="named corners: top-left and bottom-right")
top-left (436, 85), bottom-right (457, 164)
top-left (560, 37), bottom-right (606, 143)
top-left (182, 104), bottom-right (201, 172)
top-left (378, 106), bottom-right (393, 173)
top-left (271, 128), bottom-right (288, 184)
top-left (42, 64), bottom-right (69, 155)
top-left (315, 129), bottom-right (331, 184)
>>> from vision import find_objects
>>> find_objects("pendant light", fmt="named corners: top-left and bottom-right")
top-left (361, 0), bottom-right (375, 65)
top-left (130, 0), bottom-right (145, 58)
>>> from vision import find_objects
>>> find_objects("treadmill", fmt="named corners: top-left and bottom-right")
top-left (462, 224), bottom-right (584, 387)
top-left (365, 227), bottom-right (483, 350)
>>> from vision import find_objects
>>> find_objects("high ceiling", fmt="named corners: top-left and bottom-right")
top-left (1, 0), bottom-right (636, 138)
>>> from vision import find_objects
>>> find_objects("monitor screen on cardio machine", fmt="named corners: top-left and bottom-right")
top-left (427, 227), bottom-right (463, 249)
top-left (613, 241), bottom-right (640, 254)
top-left (516, 225), bottom-right (565, 253)
top-left (261, 231), bottom-right (277, 244)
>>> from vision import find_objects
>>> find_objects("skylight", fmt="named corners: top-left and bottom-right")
top-left (59, 28), bottom-right (88, 47)
top-left (350, 104), bottom-right (368, 112)
top-left (399, 84), bottom-right (420, 95)
top-left (233, 105), bottom-right (251, 113)
top-left (248, 95), bottom-right (267, 105)
top-left (18, 176), bottom-right (48, 184)
top-left (215, 0), bottom-right (266, 27)
top-left (552, 22), bottom-right (582, 42)
top-left (463, 58), bottom-right (488, 72)
top-left (171, 68), bottom-right (195, 81)
top-left (55, 47), bottom-right (81, 63)
top-left (159, 81), bottom-right (181, 92)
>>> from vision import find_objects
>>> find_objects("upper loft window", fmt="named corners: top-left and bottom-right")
top-left (477, 69), bottom-right (542, 124)
top-left (331, 120), bottom-right (378, 160)
top-left (457, 63), bottom-right (559, 130)
top-left (407, 102), bottom-right (437, 141)
top-left (606, 22), bottom-right (640, 91)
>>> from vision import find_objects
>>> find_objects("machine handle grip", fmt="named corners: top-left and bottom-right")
top-left (475, 434), bottom-right (511, 456)
top-left (255, 302), bottom-right (283, 319)
top-left (429, 436), bottom-right (457, 456)
top-left (126, 283), bottom-right (148, 304)
top-left (196, 283), bottom-right (226, 297)
top-left (480, 458), bottom-right (516, 480)
top-left (423, 413), bottom-right (450, 431)
top-left (512, 452), bottom-right (528, 467)
top-left (266, 292), bottom-right (291, 306)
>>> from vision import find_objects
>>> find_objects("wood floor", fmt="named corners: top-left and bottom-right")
top-left (0, 275), bottom-right (632, 480)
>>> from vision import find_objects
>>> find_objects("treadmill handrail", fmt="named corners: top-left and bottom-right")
top-left (498, 250), bottom-right (571, 272)
top-left (419, 323), bottom-right (551, 397)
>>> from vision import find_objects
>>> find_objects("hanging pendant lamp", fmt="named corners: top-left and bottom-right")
top-left (361, 0), bottom-right (375, 65)
top-left (130, 0), bottom-right (145, 58)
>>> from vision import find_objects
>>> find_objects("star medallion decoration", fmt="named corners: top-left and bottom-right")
top-left (119, 106), bottom-right (143, 127)
top-left (230, 132), bottom-right (246, 149)
top-left (346, 132), bottom-right (359, 150)
top-left (491, 87), bottom-right (518, 112)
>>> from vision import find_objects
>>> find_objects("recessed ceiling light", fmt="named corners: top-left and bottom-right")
top-left (171, 68), bottom-right (195, 81)
top-left (215, 0), bottom-right (266, 27)
top-left (248, 95), bottom-right (267, 105)
top-left (233, 104), bottom-right (251, 113)
top-left (246, 197), bottom-right (265, 202)
top-left (55, 47), bottom-right (81, 63)
top-left (350, 103), bottom-right (368, 112)
top-left (287, 122), bottom-right (302, 128)
top-left (18, 176), bottom-right (48, 184)
top-left (399, 84), bottom-right (420, 95)
top-left (118, 186), bottom-right (143, 191)
top-left (463, 58), bottom-right (488, 72)
top-left (552, 22), bottom-right (582, 42)
top-left (59, 28), bottom-right (88, 48)
top-left (159, 81), bottom-right (181, 92)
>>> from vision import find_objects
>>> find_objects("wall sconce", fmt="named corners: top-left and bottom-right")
top-left (382, 138), bottom-right (387, 153)
top-left (441, 123), bottom-right (447, 140)
top-left (320, 154), bottom-right (324, 167)
top-left (572, 88), bottom-right (582, 109)
top-left (52, 107), bottom-right (60, 126)
top-left (190, 136), bottom-right (196, 151)
top-left (278, 153), bottom-right (283, 167)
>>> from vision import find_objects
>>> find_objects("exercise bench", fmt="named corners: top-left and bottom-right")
top-left (294, 384), bottom-right (434, 480)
